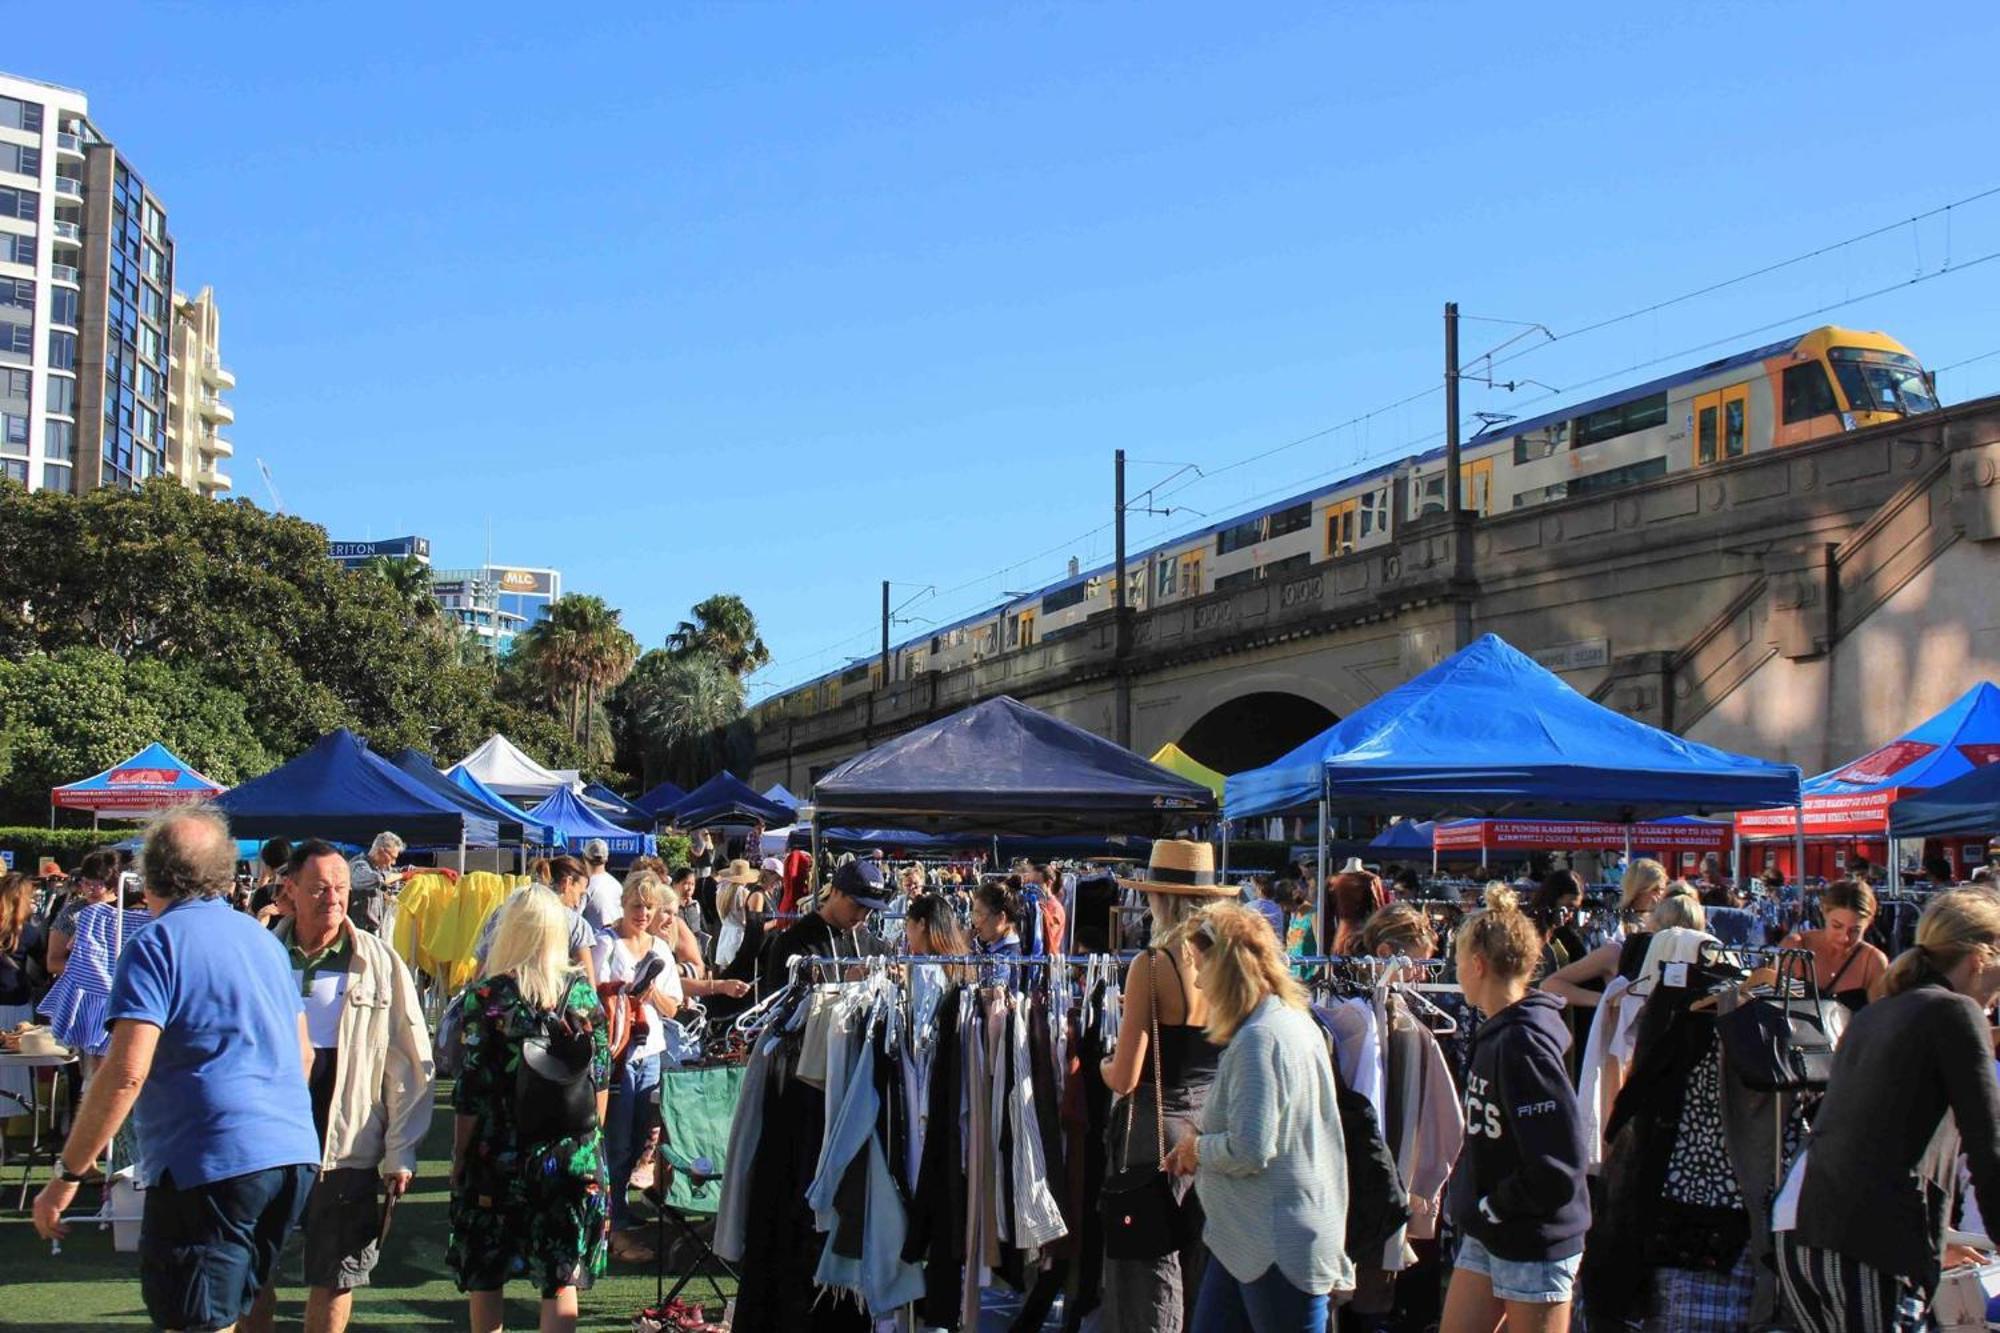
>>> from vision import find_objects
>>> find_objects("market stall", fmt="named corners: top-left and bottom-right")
top-left (1147, 742), bottom-right (1227, 799)
top-left (527, 784), bottom-right (656, 858)
top-left (50, 742), bottom-right (225, 826)
top-left (632, 778), bottom-right (689, 822)
top-left (450, 732), bottom-right (582, 803)
top-left (380, 747), bottom-right (548, 845)
top-left (1225, 634), bottom-right (1803, 921)
top-left (579, 780), bottom-right (654, 830)
top-left (1735, 680), bottom-right (2000, 884)
top-left (668, 771), bottom-right (795, 830)
top-left (216, 729), bottom-right (498, 856)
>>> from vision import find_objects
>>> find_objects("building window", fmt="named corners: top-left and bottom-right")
top-left (1572, 392), bottom-right (1669, 448)
top-left (0, 457), bottom-right (25, 485)
top-left (2, 234), bottom-right (31, 267)
top-left (139, 284), bottom-right (164, 324)
top-left (137, 364), bottom-right (162, 403)
top-left (143, 200), bottom-right (165, 242)
top-left (0, 367), bottom-right (26, 406)
top-left (141, 243), bottom-right (165, 284)
top-left (43, 419), bottom-right (72, 461)
top-left (138, 324), bottom-right (161, 364)
top-left (40, 462), bottom-right (72, 493)
top-left (0, 143), bottom-right (40, 178)
top-left (1, 411), bottom-right (25, 450)
top-left (0, 276), bottom-right (29, 313)
top-left (49, 286), bottom-right (77, 329)
top-left (1782, 362), bottom-right (1840, 424)
top-left (0, 186), bottom-right (35, 221)
top-left (46, 373), bottom-right (74, 416)
top-left (46, 329), bottom-right (74, 369)
top-left (0, 319), bottom-right (30, 364)
top-left (136, 402), bottom-right (159, 444)
top-left (0, 96), bottom-right (42, 134)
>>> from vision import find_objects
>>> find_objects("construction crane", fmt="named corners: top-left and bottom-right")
top-left (255, 457), bottom-right (285, 514)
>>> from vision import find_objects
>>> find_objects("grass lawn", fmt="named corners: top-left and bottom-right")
top-left (0, 1086), bottom-right (732, 1331)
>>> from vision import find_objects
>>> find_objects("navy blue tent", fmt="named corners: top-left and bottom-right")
top-left (529, 785), bottom-right (656, 857)
top-left (1225, 635), bottom-right (1801, 822)
top-left (580, 782), bottom-right (654, 830)
top-left (382, 748), bottom-right (545, 844)
top-left (217, 730), bottom-right (499, 848)
top-left (763, 782), bottom-right (803, 808)
top-left (1369, 820), bottom-right (1435, 850)
top-left (633, 779), bottom-right (689, 820)
top-left (1889, 761), bottom-right (2000, 838)
top-left (446, 766), bottom-right (557, 845)
top-left (670, 772), bottom-right (795, 829)
top-left (813, 695), bottom-right (1215, 835)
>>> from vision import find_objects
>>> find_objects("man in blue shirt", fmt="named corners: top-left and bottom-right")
top-left (34, 808), bottom-right (321, 1333)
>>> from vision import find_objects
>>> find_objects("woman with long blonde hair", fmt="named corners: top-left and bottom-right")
top-left (0, 873), bottom-right (44, 1112)
top-left (1540, 858), bottom-right (1671, 1008)
top-left (1776, 889), bottom-right (2000, 1330)
top-left (1163, 902), bottom-right (1350, 1328)
top-left (447, 888), bottom-right (611, 1333)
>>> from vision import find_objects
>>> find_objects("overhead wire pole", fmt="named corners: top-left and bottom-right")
top-left (1114, 448), bottom-right (1132, 747)
top-left (1444, 301), bottom-right (1474, 649)
top-left (880, 580), bottom-right (891, 685)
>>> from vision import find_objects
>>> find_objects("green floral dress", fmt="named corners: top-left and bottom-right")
top-left (446, 970), bottom-right (612, 1298)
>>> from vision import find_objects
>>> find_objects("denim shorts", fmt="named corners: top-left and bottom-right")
top-left (140, 1163), bottom-right (317, 1332)
top-left (1454, 1233), bottom-right (1581, 1305)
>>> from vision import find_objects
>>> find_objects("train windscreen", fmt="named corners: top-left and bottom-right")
top-left (1828, 347), bottom-right (1938, 416)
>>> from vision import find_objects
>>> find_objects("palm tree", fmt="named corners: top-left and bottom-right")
top-left (667, 594), bottom-right (770, 677)
top-left (519, 595), bottom-right (638, 755)
top-left (363, 555), bottom-right (438, 623)
top-left (628, 649), bottom-right (746, 785)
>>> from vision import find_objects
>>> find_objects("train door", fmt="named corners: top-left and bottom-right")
top-left (1017, 608), bottom-right (1036, 646)
top-left (1179, 550), bottom-right (1204, 595)
top-left (1325, 499), bottom-right (1358, 557)
top-left (1459, 458), bottom-right (1494, 515)
top-left (1694, 386), bottom-right (1750, 466)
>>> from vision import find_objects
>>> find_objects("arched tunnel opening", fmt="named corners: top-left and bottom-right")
top-left (1176, 691), bottom-right (1338, 774)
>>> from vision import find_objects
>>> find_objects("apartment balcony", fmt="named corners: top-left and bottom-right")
top-left (205, 435), bottom-right (234, 460)
top-left (50, 263), bottom-right (79, 286)
top-left (198, 393), bottom-right (233, 425)
top-left (55, 132), bottom-right (84, 159)
top-left (53, 221), bottom-right (81, 243)
top-left (53, 176), bottom-right (83, 200)
top-left (198, 463), bottom-right (232, 493)
top-left (201, 357), bottom-right (236, 390)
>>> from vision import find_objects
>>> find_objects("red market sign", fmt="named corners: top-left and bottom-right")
top-left (1433, 819), bottom-right (1731, 853)
top-left (1734, 789), bottom-right (1902, 839)
top-left (108, 768), bottom-right (180, 786)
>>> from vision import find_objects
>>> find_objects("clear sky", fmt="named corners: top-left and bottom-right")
top-left (20, 4), bottom-right (2000, 698)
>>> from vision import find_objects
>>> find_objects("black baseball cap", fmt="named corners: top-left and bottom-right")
top-left (831, 859), bottom-right (893, 911)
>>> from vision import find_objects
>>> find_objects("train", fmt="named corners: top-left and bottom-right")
top-left (758, 324), bottom-right (1939, 725)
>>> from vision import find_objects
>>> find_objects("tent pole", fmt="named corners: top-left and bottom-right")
top-left (1888, 836), bottom-right (1902, 895)
top-left (458, 832), bottom-right (467, 877)
top-left (1794, 805), bottom-right (1807, 886)
top-left (1732, 830), bottom-right (1742, 886)
top-left (1219, 819), bottom-right (1230, 884)
top-left (1314, 773), bottom-right (1330, 943)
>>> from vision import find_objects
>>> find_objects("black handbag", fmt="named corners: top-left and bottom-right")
top-left (1099, 950), bottom-right (1193, 1261)
top-left (515, 1009), bottom-right (599, 1144)
top-left (1718, 948), bottom-right (1847, 1092)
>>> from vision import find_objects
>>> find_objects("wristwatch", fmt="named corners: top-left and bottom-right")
top-left (57, 1163), bottom-right (90, 1184)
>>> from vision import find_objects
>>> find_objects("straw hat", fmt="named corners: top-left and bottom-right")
top-left (715, 859), bottom-right (760, 886)
top-left (1117, 839), bottom-right (1236, 897)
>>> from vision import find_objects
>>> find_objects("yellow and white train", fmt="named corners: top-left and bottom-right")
top-left (761, 325), bottom-right (1938, 723)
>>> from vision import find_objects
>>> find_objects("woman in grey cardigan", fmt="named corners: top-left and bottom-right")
top-left (1166, 902), bottom-right (1352, 1331)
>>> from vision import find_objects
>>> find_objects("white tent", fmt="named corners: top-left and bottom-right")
top-left (451, 734), bottom-right (582, 802)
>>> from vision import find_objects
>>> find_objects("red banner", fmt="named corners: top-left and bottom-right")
top-left (1733, 789), bottom-right (1902, 839)
top-left (1433, 819), bottom-right (1732, 853)
top-left (51, 785), bottom-right (222, 812)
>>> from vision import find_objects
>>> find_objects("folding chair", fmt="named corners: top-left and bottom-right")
top-left (645, 1062), bottom-right (745, 1323)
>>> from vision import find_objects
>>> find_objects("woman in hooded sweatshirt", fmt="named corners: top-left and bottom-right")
top-left (1442, 885), bottom-right (1590, 1333)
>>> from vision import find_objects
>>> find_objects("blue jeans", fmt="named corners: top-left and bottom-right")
top-left (1193, 1255), bottom-right (1329, 1333)
top-left (604, 1052), bottom-right (661, 1232)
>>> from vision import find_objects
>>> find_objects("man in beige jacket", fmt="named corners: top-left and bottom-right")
top-left (243, 838), bottom-right (435, 1333)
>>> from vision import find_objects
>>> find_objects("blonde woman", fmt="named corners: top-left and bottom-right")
top-left (447, 889), bottom-right (610, 1333)
top-left (713, 858), bottom-right (763, 970)
top-left (1164, 903), bottom-right (1351, 1328)
top-left (0, 873), bottom-right (43, 1113)
top-left (1361, 901), bottom-right (1438, 973)
top-left (1540, 858), bottom-right (1671, 1008)
top-left (593, 873), bottom-right (684, 1262)
top-left (1776, 889), bottom-right (2000, 1330)
top-left (1100, 841), bottom-right (1236, 1333)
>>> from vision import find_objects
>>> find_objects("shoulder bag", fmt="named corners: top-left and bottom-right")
top-left (516, 1000), bottom-right (601, 1144)
top-left (1718, 947), bottom-right (1848, 1092)
top-left (1099, 949), bottom-right (1193, 1260)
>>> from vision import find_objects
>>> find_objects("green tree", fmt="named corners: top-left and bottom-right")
top-left (362, 554), bottom-right (439, 624)
top-left (667, 594), bottom-right (771, 676)
top-left (515, 595), bottom-right (638, 760)
top-left (612, 649), bottom-right (746, 788)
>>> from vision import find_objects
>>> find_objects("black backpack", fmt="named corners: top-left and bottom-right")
top-left (515, 1010), bottom-right (599, 1144)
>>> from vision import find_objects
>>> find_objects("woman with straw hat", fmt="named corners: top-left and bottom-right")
top-left (712, 858), bottom-right (764, 970)
top-left (1098, 839), bottom-right (1237, 1333)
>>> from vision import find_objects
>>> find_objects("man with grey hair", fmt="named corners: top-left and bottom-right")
top-left (579, 837), bottom-right (622, 932)
top-left (33, 807), bottom-right (320, 1333)
top-left (346, 832), bottom-right (405, 935)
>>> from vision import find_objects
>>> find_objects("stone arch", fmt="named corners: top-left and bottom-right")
top-left (1172, 690), bottom-right (1338, 775)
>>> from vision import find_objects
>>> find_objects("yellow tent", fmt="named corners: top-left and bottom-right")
top-left (1149, 743), bottom-right (1227, 798)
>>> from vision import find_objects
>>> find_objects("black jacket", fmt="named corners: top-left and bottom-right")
top-left (1444, 991), bottom-right (1590, 1262)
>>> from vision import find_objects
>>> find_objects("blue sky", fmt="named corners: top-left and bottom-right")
top-left (20, 4), bottom-right (2000, 698)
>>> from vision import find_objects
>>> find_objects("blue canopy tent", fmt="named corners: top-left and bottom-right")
top-left (381, 748), bottom-right (544, 845)
top-left (1369, 820), bottom-right (1435, 850)
top-left (763, 782), bottom-right (803, 809)
top-left (1225, 635), bottom-right (1801, 920)
top-left (1889, 759), bottom-right (2000, 840)
top-left (634, 779), bottom-right (689, 821)
top-left (216, 730), bottom-right (498, 854)
top-left (670, 772), bottom-right (796, 830)
top-left (580, 781), bottom-right (655, 831)
top-left (813, 696), bottom-right (1215, 837)
top-left (446, 766), bottom-right (557, 846)
top-left (51, 742), bottom-right (225, 823)
top-left (529, 785), bottom-right (656, 858)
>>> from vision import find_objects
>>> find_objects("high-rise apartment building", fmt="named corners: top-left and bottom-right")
top-left (0, 71), bottom-right (216, 497)
top-left (165, 286), bottom-right (234, 496)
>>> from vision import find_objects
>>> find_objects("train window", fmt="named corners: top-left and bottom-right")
top-left (1359, 489), bottom-right (1389, 538)
top-left (1573, 393), bottom-right (1669, 448)
top-left (1157, 558), bottom-right (1177, 599)
top-left (1214, 568), bottom-right (1260, 594)
top-left (1696, 403), bottom-right (1719, 465)
top-left (1828, 347), bottom-right (1939, 416)
top-left (1782, 362), bottom-right (1840, 423)
top-left (1217, 518), bottom-right (1266, 555)
top-left (1514, 428), bottom-right (1564, 464)
top-left (1267, 502), bottom-right (1313, 539)
top-left (1412, 473), bottom-right (1447, 518)
top-left (1724, 395), bottom-right (1747, 458)
top-left (1043, 582), bottom-right (1089, 613)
